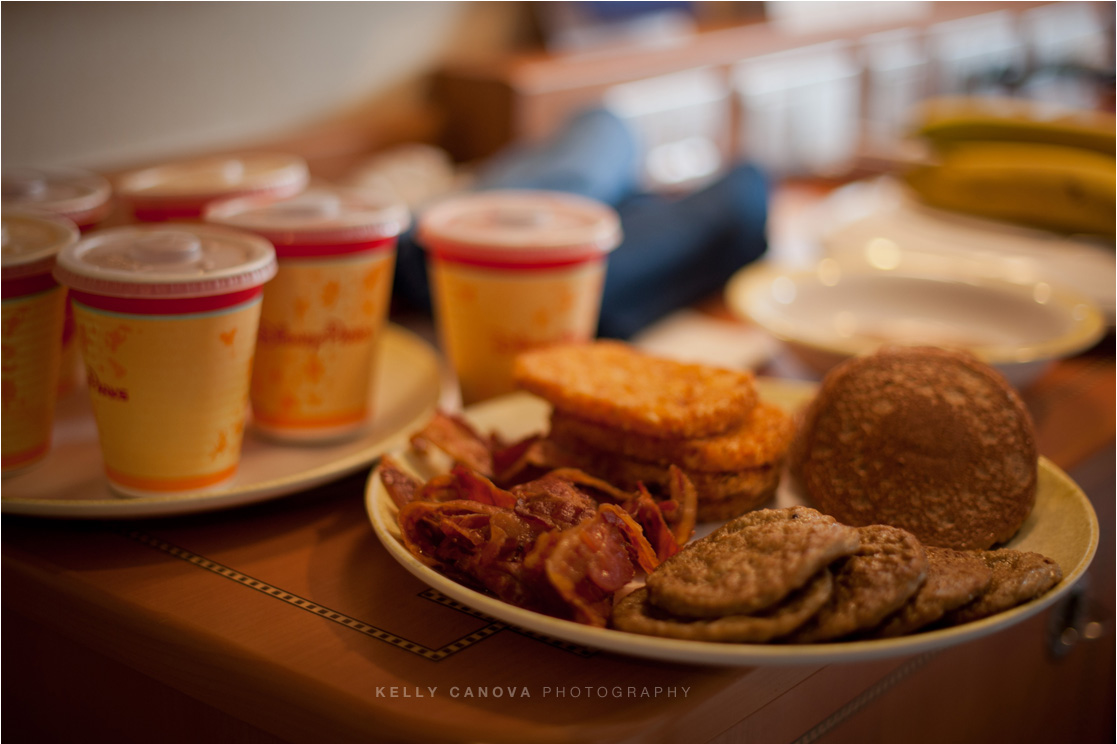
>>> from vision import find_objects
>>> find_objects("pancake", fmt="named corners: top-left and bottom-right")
top-left (785, 524), bottom-right (928, 643)
top-left (791, 346), bottom-right (1037, 550)
top-left (866, 546), bottom-right (993, 638)
top-left (611, 570), bottom-right (833, 643)
top-left (645, 507), bottom-right (861, 618)
top-left (942, 549), bottom-right (1063, 625)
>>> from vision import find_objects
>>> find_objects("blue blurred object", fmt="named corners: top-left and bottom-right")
top-left (474, 107), bottom-right (642, 206)
top-left (600, 162), bottom-right (768, 338)
top-left (393, 107), bottom-right (769, 338)
top-left (578, 1), bottom-right (694, 24)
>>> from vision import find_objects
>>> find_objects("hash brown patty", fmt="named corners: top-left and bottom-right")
top-left (513, 341), bottom-right (758, 438)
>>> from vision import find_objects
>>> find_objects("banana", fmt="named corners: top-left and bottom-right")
top-left (902, 141), bottom-right (1116, 238)
top-left (912, 97), bottom-right (1116, 156)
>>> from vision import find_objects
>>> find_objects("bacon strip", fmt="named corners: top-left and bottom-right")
top-left (448, 464), bottom-right (519, 508)
top-left (379, 455), bottom-right (422, 509)
top-left (599, 503), bottom-right (662, 574)
top-left (624, 485), bottom-right (682, 563)
top-left (524, 509), bottom-right (639, 627)
top-left (410, 411), bottom-right (494, 475)
top-left (512, 474), bottom-right (598, 532)
top-left (664, 465), bottom-right (699, 545)
top-left (398, 499), bottom-right (545, 609)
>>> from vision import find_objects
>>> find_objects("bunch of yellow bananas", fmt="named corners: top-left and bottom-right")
top-left (902, 97), bottom-right (1116, 238)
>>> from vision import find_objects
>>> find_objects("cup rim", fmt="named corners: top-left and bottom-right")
top-left (416, 189), bottom-right (622, 264)
top-left (204, 184), bottom-right (411, 248)
top-left (53, 223), bottom-right (277, 299)
top-left (2, 165), bottom-right (113, 223)
top-left (115, 152), bottom-right (309, 203)
top-left (1, 208), bottom-right (80, 281)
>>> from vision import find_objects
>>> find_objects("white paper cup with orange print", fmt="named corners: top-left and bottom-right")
top-left (53, 224), bottom-right (276, 496)
top-left (417, 190), bottom-right (621, 405)
top-left (116, 152), bottom-right (308, 223)
top-left (3, 166), bottom-right (116, 398)
top-left (2, 209), bottom-right (80, 474)
top-left (207, 185), bottom-right (409, 441)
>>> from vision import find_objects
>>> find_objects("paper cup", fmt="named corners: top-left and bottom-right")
top-left (3, 166), bottom-right (116, 397)
top-left (53, 224), bottom-right (277, 496)
top-left (116, 152), bottom-right (308, 223)
top-left (2, 165), bottom-right (114, 231)
top-left (207, 185), bottom-right (409, 441)
top-left (417, 190), bottom-right (621, 405)
top-left (2, 210), bottom-right (80, 474)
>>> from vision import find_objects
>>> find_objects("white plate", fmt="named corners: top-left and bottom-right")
top-left (366, 381), bottom-right (1099, 667)
top-left (3, 324), bottom-right (442, 519)
top-left (725, 261), bottom-right (1105, 389)
top-left (813, 177), bottom-right (1116, 322)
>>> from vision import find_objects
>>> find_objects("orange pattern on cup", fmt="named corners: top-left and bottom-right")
top-left (1, 287), bottom-right (67, 473)
top-left (429, 259), bottom-right (606, 405)
top-left (72, 298), bottom-right (261, 495)
top-left (250, 253), bottom-right (394, 439)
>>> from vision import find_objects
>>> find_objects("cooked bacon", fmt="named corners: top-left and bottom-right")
top-left (664, 464), bottom-right (698, 545)
top-left (492, 436), bottom-right (589, 486)
top-left (491, 434), bottom-right (543, 484)
top-left (398, 499), bottom-right (545, 609)
top-left (624, 484), bottom-right (682, 562)
top-left (448, 464), bottom-right (519, 508)
top-left (414, 473), bottom-right (465, 503)
top-left (524, 509), bottom-right (639, 627)
top-left (398, 499), bottom-right (502, 568)
top-left (410, 411), bottom-right (494, 475)
top-left (511, 472), bottom-right (598, 531)
top-left (540, 467), bottom-right (634, 505)
top-left (390, 415), bottom-right (699, 628)
top-left (379, 455), bottom-right (422, 508)
top-left (493, 436), bottom-right (582, 486)
top-left (598, 502), bottom-right (662, 574)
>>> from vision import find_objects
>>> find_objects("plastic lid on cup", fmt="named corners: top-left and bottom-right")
top-left (2, 209), bottom-right (80, 281)
top-left (2, 166), bottom-right (113, 227)
top-left (53, 223), bottom-right (277, 299)
top-left (116, 152), bottom-right (309, 207)
top-left (205, 183), bottom-right (410, 246)
top-left (416, 189), bottom-right (622, 265)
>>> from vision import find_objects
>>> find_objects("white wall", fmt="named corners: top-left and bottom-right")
top-left (2, 2), bottom-right (470, 170)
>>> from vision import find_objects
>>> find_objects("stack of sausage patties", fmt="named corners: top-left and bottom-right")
top-left (512, 341), bottom-right (795, 521)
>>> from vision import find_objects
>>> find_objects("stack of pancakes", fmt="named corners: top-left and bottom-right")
top-left (513, 341), bottom-right (795, 521)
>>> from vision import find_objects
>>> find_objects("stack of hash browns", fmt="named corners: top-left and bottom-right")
top-left (513, 341), bottom-right (795, 521)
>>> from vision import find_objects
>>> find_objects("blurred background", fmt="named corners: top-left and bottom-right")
top-left (4, 1), bottom-right (1115, 344)
top-left (4, 1), bottom-right (1113, 179)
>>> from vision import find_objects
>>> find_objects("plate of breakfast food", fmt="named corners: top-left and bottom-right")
top-left (365, 341), bottom-right (1098, 666)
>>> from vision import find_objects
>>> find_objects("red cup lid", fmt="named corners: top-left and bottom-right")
top-left (416, 190), bottom-right (622, 265)
top-left (115, 152), bottom-right (309, 208)
top-left (53, 223), bottom-right (277, 299)
top-left (205, 183), bottom-right (409, 246)
top-left (2, 208), bottom-right (80, 280)
top-left (2, 166), bottom-right (113, 226)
